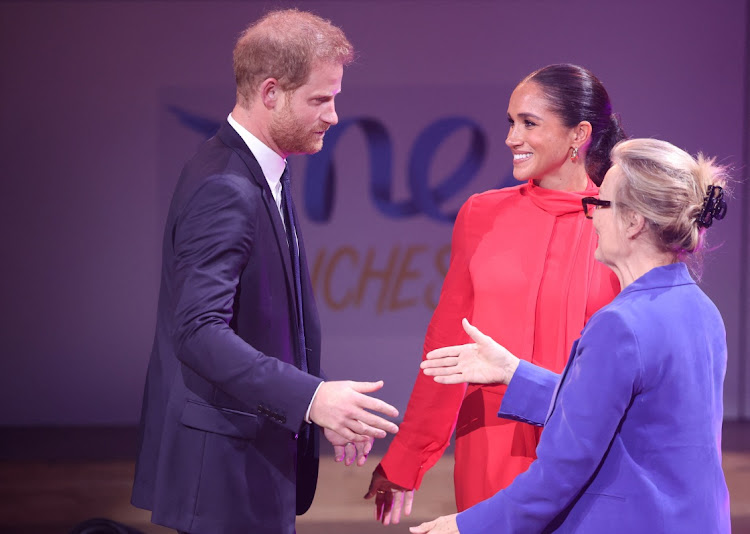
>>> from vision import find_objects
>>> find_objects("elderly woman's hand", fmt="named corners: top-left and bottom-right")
top-left (409, 513), bottom-right (459, 533)
top-left (422, 319), bottom-right (520, 385)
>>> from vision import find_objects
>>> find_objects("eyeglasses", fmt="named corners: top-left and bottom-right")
top-left (581, 197), bottom-right (611, 219)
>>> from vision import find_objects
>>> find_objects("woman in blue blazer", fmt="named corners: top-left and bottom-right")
top-left (411, 138), bottom-right (731, 534)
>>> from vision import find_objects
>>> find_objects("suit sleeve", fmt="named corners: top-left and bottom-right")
top-left (497, 360), bottom-right (560, 427)
top-left (378, 196), bottom-right (477, 490)
top-left (172, 175), bottom-right (321, 434)
top-left (456, 310), bottom-right (642, 534)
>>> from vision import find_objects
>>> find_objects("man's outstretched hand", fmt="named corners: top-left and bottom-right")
top-left (310, 380), bottom-right (399, 442)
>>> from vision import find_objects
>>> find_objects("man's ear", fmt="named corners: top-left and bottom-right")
top-left (260, 78), bottom-right (281, 110)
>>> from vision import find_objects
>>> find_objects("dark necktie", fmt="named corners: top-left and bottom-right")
top-left (280, 166), bottom-right (308, 374)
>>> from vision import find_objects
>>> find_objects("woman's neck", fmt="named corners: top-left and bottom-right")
top-left (533, 168), bottom-right (589, 192)
top-left (610, 249), bottom-right (676, 290)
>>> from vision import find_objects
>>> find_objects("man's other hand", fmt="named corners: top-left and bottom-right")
top-left (323, 428), bottom-right (374, 466)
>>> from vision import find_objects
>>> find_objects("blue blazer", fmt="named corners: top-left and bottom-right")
top-left (131, 121), bottom-right (324, 534)
top-left (457, 263), bottom-right (729, 533)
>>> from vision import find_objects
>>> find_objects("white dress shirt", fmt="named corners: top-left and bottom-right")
top-left (227, 113), bottom-right (286, 220)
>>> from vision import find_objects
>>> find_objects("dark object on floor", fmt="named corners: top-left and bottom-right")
top-left (69, 518), bottom-right (145, 534)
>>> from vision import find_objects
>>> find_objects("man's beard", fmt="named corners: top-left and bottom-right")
top-left (269, 105), bottom-right (326, 155)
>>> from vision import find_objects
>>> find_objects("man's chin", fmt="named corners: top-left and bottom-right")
top-left (303, 139), bottom-right (325, 155)
top-left (281, 141), bottom-right (324, 156)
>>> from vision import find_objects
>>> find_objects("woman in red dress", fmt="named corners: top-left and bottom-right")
top-left (366, 64), bottom-right (626, 523)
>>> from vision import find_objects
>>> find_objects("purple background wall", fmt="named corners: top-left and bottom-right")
top-left (0, 0), bottom-right (748, 425)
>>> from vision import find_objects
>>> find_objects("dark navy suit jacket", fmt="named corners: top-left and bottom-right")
top-left (457, 263), bottom-right (730, 533)
top-left (131, 121), bottom-right (323, 534)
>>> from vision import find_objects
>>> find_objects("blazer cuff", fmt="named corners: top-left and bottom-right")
top-left (498, 360), bottom-right (559, 427)
top-left (456, 498), bottom-right (500, 534)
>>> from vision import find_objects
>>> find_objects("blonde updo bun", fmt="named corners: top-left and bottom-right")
top-left (610, 139), bottom-right (729, 260)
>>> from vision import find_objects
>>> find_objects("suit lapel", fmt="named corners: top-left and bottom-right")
top-left (216, 121), bottom-right (295, 297)
top-left (216, 121), bottom-right (321, 375)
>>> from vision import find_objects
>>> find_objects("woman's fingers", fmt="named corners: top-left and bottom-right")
top-left (425, 344), bottom-right (472, 360)
top-left (421, 356), bottom-right (459, 370)
top-left (422, 364), bottom-right (462, 376)
top-left (433, 375), bottom-right (468, 385)
top-left (462, 318), bottom-right (490, 344)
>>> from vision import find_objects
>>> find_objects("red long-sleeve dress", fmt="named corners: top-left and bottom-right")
top-left (379, 179), bottom-right (620, 511)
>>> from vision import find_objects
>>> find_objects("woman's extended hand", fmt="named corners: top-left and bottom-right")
top-left (422, 318), bottom-right (520, 385)
top-left (409, 513), bottom-right (459, 533)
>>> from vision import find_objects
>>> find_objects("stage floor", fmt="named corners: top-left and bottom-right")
top-left (1, 423), bottom-right (748, 533)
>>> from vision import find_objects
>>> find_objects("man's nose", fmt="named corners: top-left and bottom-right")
top-left (323, 104), bottom-right (338, 126)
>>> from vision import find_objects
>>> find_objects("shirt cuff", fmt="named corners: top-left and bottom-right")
top-left (305, 381), bottom-right (324, 424)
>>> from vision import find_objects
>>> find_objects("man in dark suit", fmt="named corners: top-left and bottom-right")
top-left (131, 10), bottom-right (399, 534)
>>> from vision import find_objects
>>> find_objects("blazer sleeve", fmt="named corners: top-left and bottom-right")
top-left (456, 309), bottom-right (642, 534)
top-left (497, 360), bottom-right (560, 427)
top-left (172, 174), bottom-right (321, 434)
top-left (378, 196), bottom-right (477, 490)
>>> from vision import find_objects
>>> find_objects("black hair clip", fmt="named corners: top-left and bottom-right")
top-left (697, 185), bottom-right (727, 228)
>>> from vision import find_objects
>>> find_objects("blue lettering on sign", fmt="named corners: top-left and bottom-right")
top-left (305, 116), bottom-right (488, 224)
top-left (168, 107), bottom-right (511, 225)
top-left (303, 117), bottom-right (392, 222)
top-left (408, 117), bottom-right (487, 222)
top-left (168, 106), bottom-right (221, 138)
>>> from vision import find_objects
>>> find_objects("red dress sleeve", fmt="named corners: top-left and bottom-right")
top-left (586, 263), bottom-right (621, 323)
top-left (379, 195), bottom-right (478, 489)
